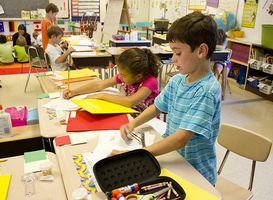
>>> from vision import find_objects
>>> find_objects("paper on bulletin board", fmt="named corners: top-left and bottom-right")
top-left (0, 5), bottom-right (4, 14)
top-left (218, 0), bottom-right (239, 17)
top-left (242, 0), bottom-right (258, 28)
top-left (188, 0), bottom-right (206, 10)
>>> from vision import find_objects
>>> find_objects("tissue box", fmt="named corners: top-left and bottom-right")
top-left (5, 106), bottom-right (27, 127)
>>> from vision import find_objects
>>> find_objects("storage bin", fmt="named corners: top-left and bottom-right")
top-left (258, 83), bottom-right (273, 95)
top-left (231, 30), bottom-right (244, 39)
top-left (236, 67), bottom-right (247, 85)
top-left (247, 77), bottom-right (264, 89)
top-left (261, 25), bottom-right (273, 49)
top-left (261, 62), bottom-right (273, 74)
top-left (248, 59), bottom-right (262, 70)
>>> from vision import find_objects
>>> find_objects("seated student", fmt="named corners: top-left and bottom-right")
top-left (63, 48), bottom-right (161, 118)
top-left (32, 31), bottom-right (42, 47)
top-left (14, 36), bottom-right (29, 63)
top-left (12, 24), bottom-right (31, 46)
top-left (213, 29), bottom-right (231, 100)
top-left (45, 25), bottom-right (75, 72)
top-left (0, 35), bottom-right (14, 65)
top-left (108, 12), bottom-right (221, 186)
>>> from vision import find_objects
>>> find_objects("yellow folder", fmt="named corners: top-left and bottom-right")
top-left (57, 68), bottom-right (100, 79)
top-left (0, 174), bottom-right (11, 200)
top-left (71, 99), bottom-right (138, 114)
top-left (160, 168), bottom-right (220, 200)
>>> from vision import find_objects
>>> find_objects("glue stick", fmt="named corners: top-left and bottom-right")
top-left (0, 104), bottom-right (13, 138)
top-left (116, 193), bottom-right (125, 200)
top-left (112, 183), bottom-right (139, 196)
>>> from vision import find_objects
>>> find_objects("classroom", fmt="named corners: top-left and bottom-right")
top-left (0, 0), bottom-right (273, 199)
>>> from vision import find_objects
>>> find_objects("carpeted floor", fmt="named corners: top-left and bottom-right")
top-left (0, 62), bottom-right (48, 75)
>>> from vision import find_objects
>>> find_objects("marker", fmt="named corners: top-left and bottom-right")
top-left (149, 186), bottom-right (173, 200)
top-left (141, 182), bottom-right (167, 190)
top-left (0, 159), bottom-right (7, 163)
top-left (67, 66), bottom-right (70, 94)
top-left (125, 125), bottom-right (132, 145)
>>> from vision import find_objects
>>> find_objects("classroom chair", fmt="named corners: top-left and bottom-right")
top-left (119, 22), bottom-right (134, 32)
top-left (24, 46), bottom-right (51, 92)
top-left (135, 22), bottom-right (151, 38)
top-left (215, 123), bottom-right (272, 200)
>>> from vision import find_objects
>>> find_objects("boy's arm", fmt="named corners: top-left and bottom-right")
top-left (55, 47), bottom-right (75, 64)
top-left (143, 128), bottom-right (194, 156)
top-left (216, 43), bottom-right (227, 50)
top-left (86, 86), bottom-right (153, 107)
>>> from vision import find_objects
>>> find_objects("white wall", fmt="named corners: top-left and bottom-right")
top-left (236, 0), bottom-right (273, 43)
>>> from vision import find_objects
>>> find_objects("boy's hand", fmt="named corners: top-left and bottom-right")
top-left (120, 124), bottom-right (134, 141)
top-left (63, 89), bottom-right (75, 99)
top-left (107, 149), bottom-right (129, 157)
top-left (67, 47), bottom-right (75, 53)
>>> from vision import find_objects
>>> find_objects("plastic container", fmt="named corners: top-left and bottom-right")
top-left (0, 104), bottom-right (13, 138)
top-left (125, 33), bottom-right (130, 41)
top-left (72, 187), bottom-right (88, 200)
top-left (261, 25), bottom-right (273, 49)
top-left (40, 161), bottom-right (53, 176)
top-left (130, 30), bottom-right (138, 41)
top-left (93, 149), bottom-right (186, 200)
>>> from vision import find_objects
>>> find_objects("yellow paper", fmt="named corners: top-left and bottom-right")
top-left (0, 174), bottom-right (11, 200)
top-left (160, 168), bottom-right (220, 200)
top-left (69, 40), bottom-right (80, 45)
top-left (71, 99), bottom-right (139, 114)
top-left (57, 68), bottom-right (100, 79)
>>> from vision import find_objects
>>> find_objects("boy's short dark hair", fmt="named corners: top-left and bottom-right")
top-left (45, 3), bottom-right (59, 13)
top-left (47, 25), bottom-right (64, 38)
top-left (0, 35), bottom-right (7, 43)
top-left (167, 12), bottom-right (218, 59)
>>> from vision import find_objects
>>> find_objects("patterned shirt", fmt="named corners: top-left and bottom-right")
top-left (155, 71), bottom-right (221, 185)
top-left (116, 74), bottom-right (159, 118)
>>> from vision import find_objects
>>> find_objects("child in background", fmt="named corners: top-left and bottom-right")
top-left (0, 35), bottom-right (14, 65)
top-left (213, 29), bottom-right (231, 100)
top-left (14, 36), bottom-right (29, 63)
top-left (108, 12), bottom-right (221, 186)
top-left (42, 3), bottom-right (59, 51)
top-left (32, 31), bottom-right (42, 47)
top-left (63, 48), bottom-right (161, 118)
top-left (45, 25), bottom-right (75, 72)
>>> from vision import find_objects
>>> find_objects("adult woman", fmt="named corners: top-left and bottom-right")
top-left (12, 24), bottom-right (31, 46)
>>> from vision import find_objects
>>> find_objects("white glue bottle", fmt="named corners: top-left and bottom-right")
top-left (0, 104), bottom-right (13, 138)
top-left (130, 29), bottom-right (138, 41)
top-left (125, 33), bottom-right (130, 41)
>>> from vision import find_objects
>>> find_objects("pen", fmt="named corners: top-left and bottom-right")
top-left (0, 159), bottom-right (7, 162)
top-left (67, 66), bottom-right (70, 94)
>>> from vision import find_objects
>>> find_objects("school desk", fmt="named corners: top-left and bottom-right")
top-left (52, 124), bottom-right (221, 200)
top-left (37, 75), bottom-right (101, 94)
top-left (71, 51), bottom-right (112, 79)
top-left (109, 38), bottom-right (152, 47)
top-left (0, 152), bottom-right (67, 200)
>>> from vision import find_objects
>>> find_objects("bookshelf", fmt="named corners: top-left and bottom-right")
top-left (227, 38), bottom-right (273, 101)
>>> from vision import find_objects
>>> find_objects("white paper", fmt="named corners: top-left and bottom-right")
top-left (145, 118), bottom-right (166, 136)
top-left (70, 133), bottom-right (87, 145)
top-left (49, 92), bottom-right (61, 99)
top-left (24, 157), bottom-right (49, 174)
top-left (71, 51), bottom-right (97, 57)
top-left (42, 97), bottom-right (81, 110)
top-left (71, 46), bottom-right (93, 52)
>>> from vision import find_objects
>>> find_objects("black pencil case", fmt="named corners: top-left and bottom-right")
top-left (93, 149), bottom-right (186, 200)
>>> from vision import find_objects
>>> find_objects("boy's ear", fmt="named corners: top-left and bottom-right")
top-left (198, 43), bottom-right (209, 59)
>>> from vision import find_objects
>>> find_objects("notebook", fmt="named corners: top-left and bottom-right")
top-left (71, 99), bottom-right (138, 114)
top-left (66, 110), bottom-right (129, 132)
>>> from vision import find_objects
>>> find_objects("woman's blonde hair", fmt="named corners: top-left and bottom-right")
top-left (16, 36), bottom-right (27, 46)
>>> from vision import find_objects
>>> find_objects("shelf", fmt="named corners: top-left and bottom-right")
top-left (245, 84), bottom-right (273, 101)
top-left (230, 59), bottom-right (249, 67)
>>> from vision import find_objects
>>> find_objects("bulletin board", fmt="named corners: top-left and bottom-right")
top-left (0, 0), bottom-right (49, 18)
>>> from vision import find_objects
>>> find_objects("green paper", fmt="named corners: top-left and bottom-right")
top-left (24, 149), bottom-right (47, 163)
top-left (38, 94), bottom-right (49, 99)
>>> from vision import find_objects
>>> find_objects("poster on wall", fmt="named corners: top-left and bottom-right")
top-left (188, 0), bottom-right (206, 10)
top-left (242, 0), bottom-right (258, 28)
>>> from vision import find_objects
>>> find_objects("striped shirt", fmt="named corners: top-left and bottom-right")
top-left (155, 71), bottom-right (221, 185)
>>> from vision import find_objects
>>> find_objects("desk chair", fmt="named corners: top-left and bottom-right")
top-left (136, 22), bottom-right (151, 38)
top-left (24, 46), bottom-right (51, 92)
top-left (215, 123), bottom-right (272, 200)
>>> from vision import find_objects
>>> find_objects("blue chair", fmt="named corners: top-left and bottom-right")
top-left (136, 22), bottom-right (151, 38)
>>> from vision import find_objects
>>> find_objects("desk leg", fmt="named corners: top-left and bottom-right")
top-left (222, 63), bottom-right (227, 100)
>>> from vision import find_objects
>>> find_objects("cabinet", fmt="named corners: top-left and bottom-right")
top-left (227, 38), bottom-right (273, 101)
